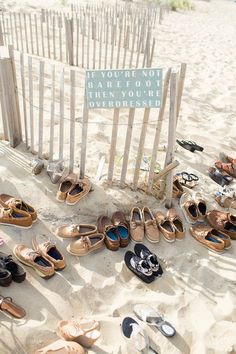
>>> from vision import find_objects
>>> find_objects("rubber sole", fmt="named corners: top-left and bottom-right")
top-left (66, 244), bottom-right (103, 256)
top-left (189, 232), bottom-right (225, 254)
top-left (66, 193), bottom-right (89, 206)
top-left (146, 235), bottom-right (160, 243)
top-left (162, 234), bottom-right (175, 243)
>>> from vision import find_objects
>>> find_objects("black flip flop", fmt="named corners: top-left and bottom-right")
top-left (124, 251), bottom-right (155, 284)
top-left (208, 167), bottom-right (232, 187)
top-left (186, 140), bottom-right (204, 152)
top-left (0, 253), bottom-right (26, 283)
top-left (176, 139), bottom-right (195, 152)
top-left (134, 244), bottom-right (163, 277)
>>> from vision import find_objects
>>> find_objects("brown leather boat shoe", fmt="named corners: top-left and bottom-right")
top-left (55, 224), bottom-right (97, 238)
top-left (97, 216), bottom-right (119, 251)
top-left (66, 178), bottom-right (91, 205)
top-left (0, 205), bottom-right (32, 229)
top-left (207, 210), bottom-right (236, 240)
top-left (129, 207), bottom-right (144, 243)
top-left (142, 206), bottom-right (159, 243)
top-left (67, 233), bottom-right (105, 256)
top-left (194, 193), bottom-right (207, 221)
top-left (0, 194), bottom-right (37, 222)
top-left (111, 211), bottom-right (129, 247)
top-left (180, 192), bottom-right (199, 224)
top-left (190, 225), bottom-right (225, 253)
top-left (156, 211), bottom-right (175, 242)
top-left (172, 177), bottom-right (184, 198)
top-left (56, 173), bottom-right (77, 202)
top-left (167, 208), bottom-right (185, 240)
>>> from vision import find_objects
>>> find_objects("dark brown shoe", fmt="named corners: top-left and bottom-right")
top-left (111, 211), bottom-right (129, 248)
top-left (190, 225), bottom-right (225, 253)
top-left (207, 210), bottom-right (236, 240)
top-left (97, 216), bottom-right (119, 251)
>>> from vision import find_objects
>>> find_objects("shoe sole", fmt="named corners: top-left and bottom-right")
top-left (13, 248), bottom-right (55, 279)
top-left (66, 193), bottom-right (89, 206)
top-left (66, 244), bottom-right (103, 256)
top-left (146, 235), bottom-right (160, 243)
top-left (162, 234), bottom-right (175, 243)
top-left (0, 222), bottom-right (32, 229)
top-left (56, 198), bottom-right (65, 203)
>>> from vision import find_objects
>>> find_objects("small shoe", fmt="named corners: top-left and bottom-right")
top-left (167, 208), bottom-right (185, 240)
top-left (0, 194), bottom-right (37, 222)
top-left (97, 216), bottom-right (119, 251)
top-left (30, 158), bottom-right (44, 175)
top-left (66, 178), bottom-right (91, 205)
top-left (189, 225), bottom-right (225, 253)
top-left (47, 160), bottom-right (65, 184)
top-left (134, 244), bottom-right (163, 277)
top-left (176, 171), bottom-right (199, 189)
top-left (32, 236), bottom-right (66, 271)
top-left (215, 161), bottom-right (236, 178)
top-left (124, 251), bottom-right (154, 283)
top-left (207, 210), bottom-right (236, 240)
top-left (130, 207), bottom-right (144, 243)
top-left (176, 139), bottom-right (195, 152)
top-left (0, 267), bottom-right (12, 287)
top-left (67, 233), bottom-right (105, 256)
top-left (111, 211), bottom-right (129, 247)
top-left (208, 167), bottom-right (233, 187)
top-left (0, 252), bottom-right (26, 283)
top-left (56, 173), bottom-right (77, 202)
top-left (180, 192), bottom-right (198, 224)
top-left (142, 206), bottom-right (159, 243)
top-left (0, 295), bottom-right (26, 319)
top-left (156, 211), bottom-right (175, 242)
top-left (172, 177), bottom-right (184, 198)
top-left (35, 339), bottom-right (85, 354)
top-left (55, 224), bottom-right (97, 238)
top-left (13, 245), bottom-right (55, 279)
top-left (0, 205), bottom-right (32, 229)
top-left (194, 192), bottom-right (207, 221)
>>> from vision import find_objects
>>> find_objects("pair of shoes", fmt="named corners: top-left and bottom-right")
top-left (122, 305), bottom-right (175, 352)
top-left (13, 236), bottom-right (66, 279)
top-left (156, 208), bottom-right (185, 242)
top-left (47, 160), bottom-right (65, 184)
top-left (208, 167), bottom-right (233, 187)
top-left (207, 210), bottom-right (236, 240)
top-left (98, 211), bottom-right (129, 251)
top-left (125, 244), bottom-right (163, 283)
top-left (176, 171), bottom-right (199, 189)
top-left (153, 177), bottom-right (184, 199)
top-left (56, 173), bottom-right (91, 205)
top-left (0, 295), bottom-right (26, 319)
top-left (0, 194), bottom-right (37, 228)
top-left (0, 252), bottom-right (26, 286)
top-left (176, 139), bottom-right (204, 153)
top-left (180, 192), bottom-right (207, 224)
top-left (130, 207), bottom-right (159, 243)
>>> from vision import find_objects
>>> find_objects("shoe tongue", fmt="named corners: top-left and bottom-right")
top-left (27, 251), bottom-right (41, 261)
top-left (145, 219), bottom-right (155, 226)
top-left (82, 236), bottom-right (91, 247)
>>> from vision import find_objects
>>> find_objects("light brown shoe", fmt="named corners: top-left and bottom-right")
top-left (172, 177), bottom-right (184, 198)
top-left (13, 245), bottom-right (55, 278)
top-left (67, 234), bottom-right (105, 256)
top-left (35, 339), bottom-right (85, 354)
top-left (66, 178), bottom-right (91, 205)
top-left (111, 211), bottom-right (129, 247)
top-left (0, 194), bottom-right (37, 222)
top-left (32, 236), bottom-right (66, 270)
top-left (167, 208), bottom-right (185, 240)
top-left (130, 207), bottom-right (144, 243)
top-left (97, 216), bottom-right (119, 251)
top-left (180, 192), bottom-right (198, 224)
top-left (55, 224), bottom-right (97, 238)
top-left (56, 173), bottom-right (77, 202)
top-left (190, 225), bottom-right (225, 253)
top-left (156, 211), bottom-right (175, 242)
top-left (207, 210), bottom-right (236, 240)
top-left (142, 207), bottom-right (159, 243)
top-left (194, 192), bottom-right (207, 221)
top-left (0, 204), bottom-right (32, 229)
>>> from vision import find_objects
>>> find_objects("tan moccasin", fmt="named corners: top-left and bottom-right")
top-left (130, 207), bottom-right (144, 243)
top-left (13, 245), bottom-right (55, 278)
top-left (67, 234), bottom-right (105, 256)
top-left (55, 224), bottom-right (97, 238)
top-left (142, 206), bottom-right (159, 243)
top-left (180, 192), bottom-right (198, 224)
top-left (0, 204), bottom-right (32, 229)
top-left (189, 225), bottom-right (225, 253)
top-left (167, 208), bottom-right (185, 240)
top-left (0, 194), bottom-right (37, 222)
top-left (207, 210), bottom-right (236, 240)
top-left (194, 192), bottom-right (207, 221)
top-left (66, 178), bottom-right (91, 205)
top-left (156, 211), bottom-right (175, 242)
top-left (56, 173), bottom-right (77, 202)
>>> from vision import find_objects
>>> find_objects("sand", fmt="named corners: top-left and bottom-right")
top-left (0, 0), bottom-right (236, 353)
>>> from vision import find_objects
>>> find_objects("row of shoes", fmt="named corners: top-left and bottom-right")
top-left (122, 304), bottom-right (176, 354)
top-left (35, 318), bottom-right (100, 354)
top-left (56, 173), bottom-right (91, 205)
top-left (13, 236), bottom-right (66, 279)
top-left (0, 194), bottom-right (37, 228)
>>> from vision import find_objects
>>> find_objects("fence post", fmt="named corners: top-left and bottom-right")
top-left (0, 19), bottom-right (4, 45)
top-left (65, 18), bottom-right (74, 65)
top-left (0, 47), bottom-right (22, 147)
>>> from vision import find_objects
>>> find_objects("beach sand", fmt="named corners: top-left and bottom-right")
top-left (0, 0), bottom-right (236, 353)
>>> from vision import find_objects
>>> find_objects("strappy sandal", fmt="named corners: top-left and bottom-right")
top-left (176, 172), bottom-right (199, 188)
top-left (0, 295), bottom-right (26, 318)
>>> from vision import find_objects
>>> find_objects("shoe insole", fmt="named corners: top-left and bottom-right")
top-left (117, 225), bottom-right (128, 239)
top-left (189, 205), bottom-right (198, 217)
top-left (162, 221), bottom-right (173, 232)
top-left (90, 237), bottom-right (102, 245)
top-left (206, 235), bottom-right (221, 243)
top-left (12, 212), bottom-right (25, 218)
top-left (173, 219), bottom-right (183, 232)
top-left (224, 222), bottom-right (236, 232)
top-left (107, 228), bottom-right (118, 240)
top-left (144, 210), bottom-right (152, 220)
top-left (34, 256), bottom-right (52, 267)
top-left (48, 247), bottom-right (63, 260)
top-left (80, 226), bottom-right (94, 233)
top-left (61, 181), bottom-right (72, 193)
top-left (198, 202), bottom-right (206, 215)
top-left (212, 230), bottom-right (227, 240)
top-left (70, 185), bottom-right (83, 195)
top-left (133, 211), bottom-right (141, 221)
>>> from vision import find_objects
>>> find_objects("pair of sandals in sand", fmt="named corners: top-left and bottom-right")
top-left (122, 304), bottom-right (176, 353)
top-left (35, 318), bottom-right (100, 353)
top-left (0, 295), bottom-right (25, 319)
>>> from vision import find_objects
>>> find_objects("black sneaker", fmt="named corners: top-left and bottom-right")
top-left (0, 252), bottom-right (26, 283)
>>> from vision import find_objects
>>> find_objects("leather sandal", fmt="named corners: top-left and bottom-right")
top-left (0, 295), bottom-right (26, 318)
top-left (35, 339), bottom-right (85, 354)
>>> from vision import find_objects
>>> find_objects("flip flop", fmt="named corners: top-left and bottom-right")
top-left (176, 139), bottom-right (195, 152)
top-left (134, 244), bottom-right (163, 277)
top-left (176, 172), bottom-right (199, 188)
top-left (133, 304), bottom-right (176, 337)
top-left (185, 140), bottom-right (204, 152)
top-left (0, 295), bottom-right (26, 318)
top-left (124, 251), bottom-right (155, 284)
top-left (121, 317), bottom-right (151, 354)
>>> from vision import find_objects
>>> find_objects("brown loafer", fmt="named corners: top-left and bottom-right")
top-left (0, 295), bottom-right (26, 319)
top-left (55, 224), bottom-right (97, 238)
top-left (207, 210), bottom-right (236, 240)
top-left (111, 211), bottom-right (129, 247)
top-left (189, 225), bottom-right (225, 253)
top-left (66, 178), bottom-right (91, 206)
top-left (130, 207), bottom-right (144, 243)
top-left (167, 208), bottom-right (185, 240)
top-left (35, 339), bottom-right (85, 354)
top-left (142, 207), bottom-right (159, 243)
top-left (56, 173), bottom-right (77, 202)
top-left (0, 194), bottom-right (37, 222)
top-left (67, 233), bottom-right (105, 256)
top-left (13, 245), bottom-right (55, 279)
top-left (194, 193), bottom-right (207, 221)
top-left (97, 216), bottom-right (119, 251)
top-left (180, 192), bottom-right (199, 224)
top-left (0, 205), bottom-right (32, 229)
top-left (156, 211), bottom-right (175, 242)
top-left (172, 177), bottom-right (184, 198)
